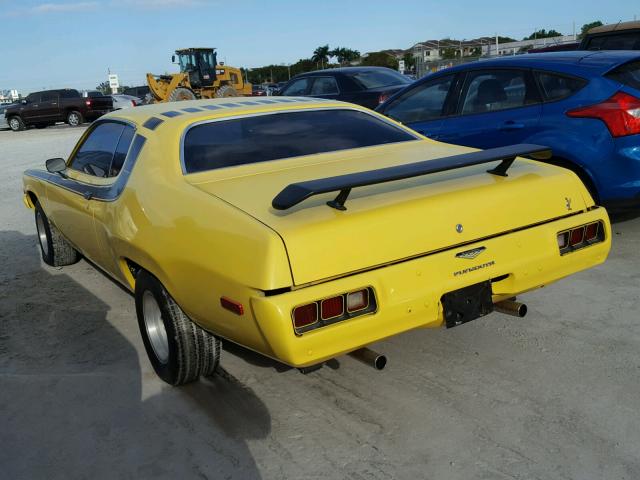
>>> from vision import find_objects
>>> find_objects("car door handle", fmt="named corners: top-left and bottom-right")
top-left (83, 191), bottom-right (93, 200)
top-left (499, 121), bottom-right (525, 131)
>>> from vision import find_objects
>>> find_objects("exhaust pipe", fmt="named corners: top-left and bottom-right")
top-left (494, 300), bottom-right (527, 318)
top-left (349, 347), bottom-right (387, 370)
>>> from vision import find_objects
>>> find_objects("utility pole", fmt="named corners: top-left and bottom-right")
top-left (495, 33), bottom-right (498, 57)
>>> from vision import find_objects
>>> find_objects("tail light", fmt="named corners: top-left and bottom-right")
top-left (567, 92), bottom-right (640, 137)
top-left (85, 100), bottom-right (92, 106)
top-left (557, 221), bottom-right (604, 255)
top-left (293, 303), bottom-right (318, 329)
top-left (378, 92), bottom-right (390, 104)
top-left (131, 100), bottom-right (137, 107)
top-left (292, 287), bottom-right (376, 334)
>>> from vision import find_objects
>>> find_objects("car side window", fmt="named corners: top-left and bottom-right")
top-left (383, 75), bottom-right (454, 124)
top-left (460, 70), bottom-right (538, 115)
top-left (536, 72), bottom-right (587, 101)
top-left (41, 92), bottom-right (59, 102)
top-left (310, 77), bottom-right (339, 95)
top-left (69, 122), bottom-right (127, 178)
top-left (109, 125), bottom-right (135, 177)
top-left (281, 78), bottom-right (310, 96)
top-left (26, 93), bottom-right (41, 103)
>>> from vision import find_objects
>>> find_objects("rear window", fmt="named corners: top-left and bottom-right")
top-left (183, 109), bottom-right (416, 174)
top-left (607, 60), bottom-right (640, 90)
top-left (584, 32), bottom-right (640, 51)
top-left (348, 70), bottom-right (411, 90)
top-left (536, 72), bottom-right (587, 101)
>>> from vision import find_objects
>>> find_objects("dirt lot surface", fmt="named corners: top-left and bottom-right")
top-left (1, 125), bottom-right (639, 480)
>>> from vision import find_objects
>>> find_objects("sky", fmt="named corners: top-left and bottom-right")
top-left (0, 0), bottom-right (636, 93)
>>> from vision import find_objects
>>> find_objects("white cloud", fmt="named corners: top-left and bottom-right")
top-left (111, 0), bottom-right (205, 7)
top-left (29, 2), bottom-right (98, 13)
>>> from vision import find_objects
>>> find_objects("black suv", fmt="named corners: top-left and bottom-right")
top-left (4, 88), bottom-right (112, 131)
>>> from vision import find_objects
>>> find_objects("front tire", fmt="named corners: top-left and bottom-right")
top-left (34, 201), bottom-right (79, 266)
top-left (215, 85), bottom-right (238, 98)
top-left (66, 110), bottom-right (83, 126)
top-left (167, 87), bottom-right (197, 102)
top-left (135, 271), bottom-right (221, 385)
top-left (8, 116), bottom-right (25, 131)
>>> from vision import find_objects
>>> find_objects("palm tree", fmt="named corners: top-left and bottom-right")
top-left (312, 45), bottom-right (330, 69)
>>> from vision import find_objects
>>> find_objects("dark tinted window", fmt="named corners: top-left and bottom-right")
top-left (584, 32), bottom-right (640, 50)
top-left (70, 122), bottom-right (127, 177)
top-left (607, 60), bottom-right (640, 90)
top-left (183, 109), bottom-right (416, 174)
top-left (281, 78), bottom-right (311, 95)
top-left (310, 77), bottom-right (339, 95)
top-left (60, 89), bottom-right (80, 98)
top-left (41, 92), bottom-right (59, 102)
top-left (348, 70), bottom-right (411, 89)
top-left (26, 93), bottom-right (41, 103)
top-left (536, 72), bottom-right (587, 101)
top-left (384, 75), bottom-right (454, 123)
top-left (461, 70), bottom-right (538, 114)
top-left (110, 125), bottom-right (135, 176)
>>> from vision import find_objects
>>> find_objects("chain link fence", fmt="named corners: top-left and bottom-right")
top-left (415, 55), bottom-right (486, 78)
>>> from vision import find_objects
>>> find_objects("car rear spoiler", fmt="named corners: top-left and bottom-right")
top-left (272, 143), bottom-right (552, 211)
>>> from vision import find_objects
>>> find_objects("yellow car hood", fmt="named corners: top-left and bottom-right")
top-left (188, 141), bottom-right (591, 286)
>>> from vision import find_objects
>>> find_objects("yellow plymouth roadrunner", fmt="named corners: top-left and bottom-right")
top-left (23, 97), bottom-right (611, 385)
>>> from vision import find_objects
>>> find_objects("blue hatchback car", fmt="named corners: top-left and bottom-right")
top-left (377, 51), bottom-right (640, 209)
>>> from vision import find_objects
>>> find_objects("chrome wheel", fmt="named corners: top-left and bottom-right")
top-left (9, 118), bottom-right (20, 131)
top-left (35, 211), bottom-right (49, 255)
top-left (68, 113), bottom-right (80, 126)
top-left (142, 290), bottom-right (169, 364)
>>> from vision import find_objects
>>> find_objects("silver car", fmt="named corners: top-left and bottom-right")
top-left (111, 94), bottom-right (139, 110)
top-left (0, 104), bottom-right (10, 129)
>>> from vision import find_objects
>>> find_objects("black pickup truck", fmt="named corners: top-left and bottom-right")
top-left (4, 88), bottom-right (113, 131)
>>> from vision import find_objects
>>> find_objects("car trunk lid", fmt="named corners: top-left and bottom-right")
top-left (188, 141), bottom-right (590, 286)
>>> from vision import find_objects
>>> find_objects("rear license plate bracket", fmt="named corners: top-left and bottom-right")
top-left (441, 280), bottom-right (493, 328)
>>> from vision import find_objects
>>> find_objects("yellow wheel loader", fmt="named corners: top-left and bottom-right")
top-left (146, 48), bottom-right (252, 103)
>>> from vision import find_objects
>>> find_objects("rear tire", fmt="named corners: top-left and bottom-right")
top-left (66, 110), bottom-right (83, 127)
top-left (8, 116), bottom-right (25, 131)
top-left (135, 271), bottom-right (221, 385)
top-left (215, 85), bottom-right (238, 98)
top-left (34, 201), bottom-right (79, 266)
top-left (167, 87), bottom-right (197, 102)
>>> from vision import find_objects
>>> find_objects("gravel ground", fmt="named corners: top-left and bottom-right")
top-left (1, 125), bottom-right (639, 480)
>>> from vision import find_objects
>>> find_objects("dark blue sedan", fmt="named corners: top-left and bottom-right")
top-left (377, 51), bottom-right (640, 209)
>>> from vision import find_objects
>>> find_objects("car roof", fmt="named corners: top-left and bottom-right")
top-left (587, 20), bottom-right (640, 34)
top-left (295, 66), bottom-right (397, 77)
top-left (431, 51), bottom-right (640, 77)
top-left (105, 97), bottom-right (364, 130)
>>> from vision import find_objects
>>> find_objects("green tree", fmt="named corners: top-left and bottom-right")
top-left (523, 29), bottom-right (563, 40)
top-left (580, 20), bottom-right (603, 37)
top-left (402, 52), bottom-right (416, 71)
top-left (360, 51), bottom-right (398, 69)
top-left (330, 47), bottom-right (361, 65)
top-left (497, 36), bottom-right (517, 43)
top-left (441, 47), bottom-right (458, 59)
top-left (312, 45), bottom-right (330, 68)
top-left (96, 81), bottom-right (110, 94)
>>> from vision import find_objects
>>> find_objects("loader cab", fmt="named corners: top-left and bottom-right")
top-left (174, 48), bottom-right (217, 88)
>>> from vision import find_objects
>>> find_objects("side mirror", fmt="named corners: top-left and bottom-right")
top-left (21, 99), bottom-right (28, 104)
top-left (46, 158), bottom-right (67, 177)
top-left (171, 55), bottom-right (175, 63)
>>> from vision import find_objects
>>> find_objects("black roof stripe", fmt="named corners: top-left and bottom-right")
top-left (161, 110), bottom-right (183, 118)
top-left (142, 117), bottom-right (164, 130)
top-left (182, 107), bottom-right (203, 113)
top-left (201, 105), bottom-right (221, 110)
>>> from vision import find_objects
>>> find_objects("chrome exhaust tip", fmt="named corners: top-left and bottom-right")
top-left (494, 300), bottom-right (527, 318)
top-left (349, 347), bottom-right (387, 370)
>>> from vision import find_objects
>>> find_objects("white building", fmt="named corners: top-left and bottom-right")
top-left (481, 35), bottom-right (578, 56)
